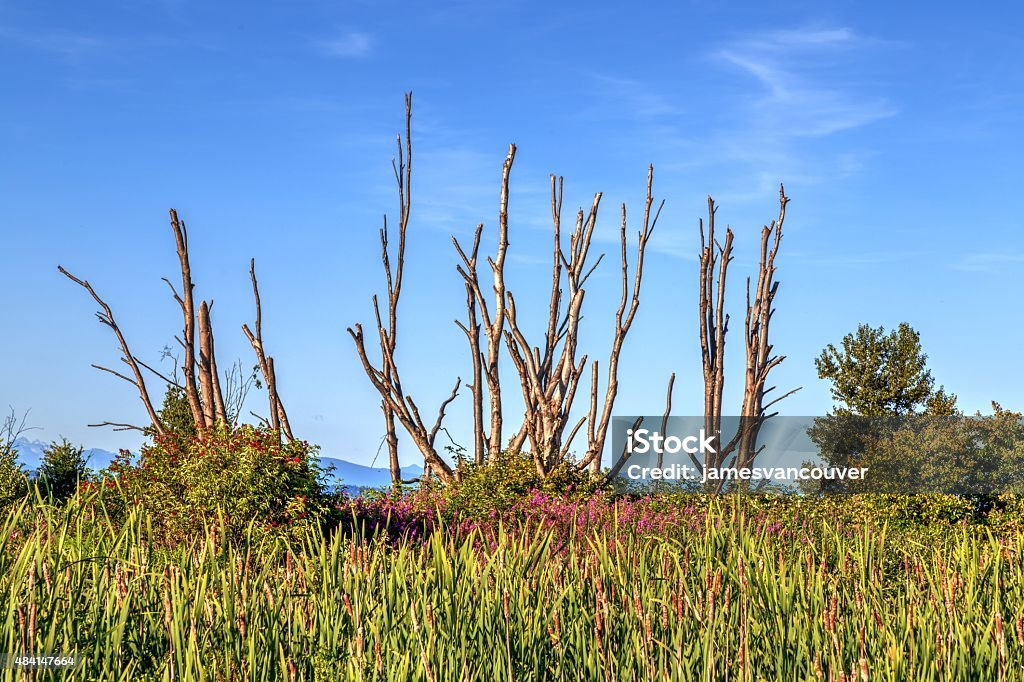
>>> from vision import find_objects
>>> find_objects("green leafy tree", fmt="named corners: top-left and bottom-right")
top-left (810, 323), bottom-right (1024, 495)
top-left (814, 322), bottom-right (953, 416)
top-left (810, 322), bottom-right (956, 492)
top-left (37, 438), bottom-right (91, 503)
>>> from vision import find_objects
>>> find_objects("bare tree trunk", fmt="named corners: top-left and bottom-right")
top-left (197, 300), bottom-right (220, 427)
top-left (374, 93), bottom-right (413, 488)
top-left (486, 146), bottom-right (516, 463)
top-left (736, 185), bottom-right (799, 467)
top-left (208, 318), bottom-right (228, 425)
top-left (453, 225), bottom-right (486, 465)
top-left (349, 92), bottom-right (461, 485)
top-left (166, 210), bottom-right (207, 434)
top-left (452, 144), bottom-right (517, 464)
top-left (697, 197), bottom-right (734, 471)
top-left (268, 357), bottom-right (292, 439)
top-left (656, 372), bottom-right (676, 486)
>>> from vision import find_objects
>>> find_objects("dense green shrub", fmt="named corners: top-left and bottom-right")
top-left (433, 451), bottom-right (606, 521)
top-left (89, 424), bottom-right (326, 542)
top-left (642, 491), bottom-right (1013, 541)
top-left (36, 438), bottom-right (91, 504)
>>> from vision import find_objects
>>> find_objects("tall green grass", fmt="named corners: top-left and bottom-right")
top-left (1, 494), bottom-right (1022, 681)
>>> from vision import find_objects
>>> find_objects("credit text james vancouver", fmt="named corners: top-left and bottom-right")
top-left (623, 427), bottom-right (869, 483)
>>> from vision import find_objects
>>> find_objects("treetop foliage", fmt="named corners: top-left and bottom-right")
top-left (815, 322), bottom-right (954, 416)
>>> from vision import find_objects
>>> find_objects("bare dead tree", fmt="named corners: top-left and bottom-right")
top-left (696, 186), bottom-right (799, 485)
top-left (452, 224), bottom-right (486, 464)
top-left (58, 266), bottom-right (166, 435)
top-left (242, 259), bottom-right (294, 441)
top-left (64, 209), bottom-right (293, 440)
top-left (578, 167), bottom-right (662, 474)
top-left (501, 180), bottom-right (603, 475)
top-left (372, 92), bottom-right (412, 486)
top-left (736, 185), bottom-right (800, 468)
top-left (452, 144), bottom-right (516, 464)
top-left (197, 300), bottom-right (228, 426)
top-left (348, 92), bottom-right (462, 485)
top-left (467, 165), bottom-right (660, 477)
top-left (697, 197), bottom-right (735, 470)
top-left (163, 209), bottom-right (208, 433)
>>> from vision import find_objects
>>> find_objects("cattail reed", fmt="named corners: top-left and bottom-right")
top-left (1, 492), bottom-right (1021, 679)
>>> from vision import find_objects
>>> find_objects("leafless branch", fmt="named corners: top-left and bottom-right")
top-left (578, 166), bottom-right (661, 473)
top-left (242, 258), bottom-right (293, 441)
top-left (58, 265), bottom-right (165, 435)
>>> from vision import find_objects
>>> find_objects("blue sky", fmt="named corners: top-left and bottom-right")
top-left (2, 1), bottom-right (1022, 466)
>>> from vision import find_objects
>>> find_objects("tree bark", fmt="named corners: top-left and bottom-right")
top-left (167, 209), bottom-right (206, 434)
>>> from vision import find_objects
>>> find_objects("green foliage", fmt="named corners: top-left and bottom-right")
top-left (857, 492), bottom-right (977, 528)
top-left (808, 406), bottom-right (1024, 495)
top-left (815, 322), bottom-right (953, 416)
top-left (91, 424), bottom-right (326, 542)
top-left (871, 406), bottom-right (1024, 495)
top-left (987, 494), bottom-right (1024, 535)
top-left (0, 441), bottom-right (27, 510)
top-left (653, 492), bottom-right (987, 537)
top-left (436, 451), bottom-right (605, 520)
top-left (807, 322), bottom-right (1018, 493)
top-left (0, 409), bottom-right (30, 509)
top-left (149, 385), bottom-right (197, 441)
top-left (36, 438), bottom-right (91, 503)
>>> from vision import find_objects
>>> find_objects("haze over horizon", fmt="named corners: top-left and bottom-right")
top-left (3, 1), bottom-right (1022, 466)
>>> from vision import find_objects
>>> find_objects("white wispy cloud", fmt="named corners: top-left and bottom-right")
top-left (589, 75), bottom-right (682, 120)
top-left (0, 25), bottom-right (104, 57)
top-left (715, 28), bottom-right (897, 138)
top-left (745, 28), bottom-right (858, 50)
top-left (574, 26), bottom-right (900, 258)
top-left (953, 252), bottom-right (1024, 273)
top-left (316, 30), bottom-right (373, 58)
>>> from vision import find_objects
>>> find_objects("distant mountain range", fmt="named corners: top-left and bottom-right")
top-left (10, 438), bottom-right (117, 473)
top-left (8, 438), bottom-right (421, 491)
